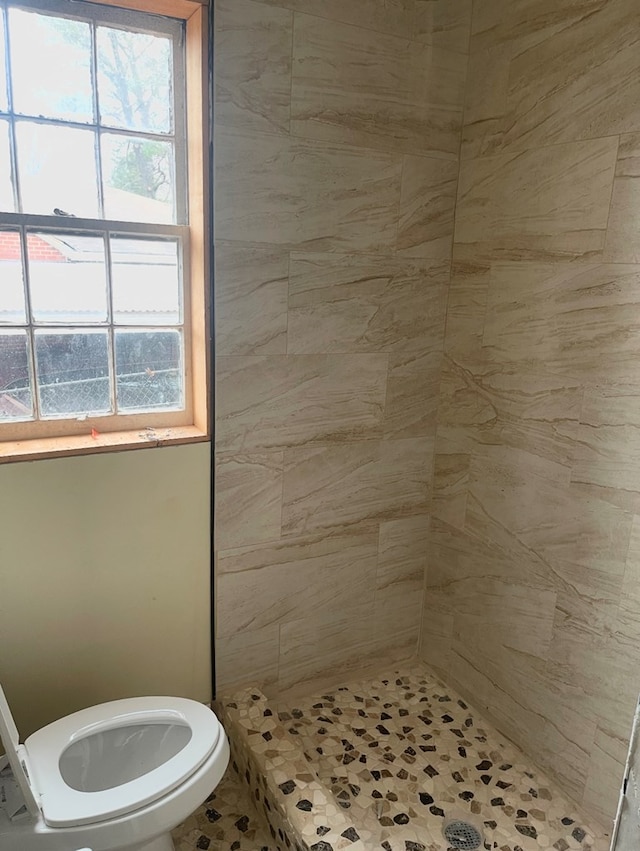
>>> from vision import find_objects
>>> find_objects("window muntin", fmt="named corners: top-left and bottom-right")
top-left (0, 0), bottom-right (196, 441)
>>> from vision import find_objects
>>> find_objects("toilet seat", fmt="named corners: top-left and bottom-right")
top-left (1, 693), bottom-right (220, 829)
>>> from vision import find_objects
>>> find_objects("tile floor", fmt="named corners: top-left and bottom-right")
top-left (172, 764), bottom-right (273, 851)
top-left (219, 662), bottom-right (612, 851)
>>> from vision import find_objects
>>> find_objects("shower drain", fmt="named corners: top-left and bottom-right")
top-left (443, 819), bottom-right (483, 850)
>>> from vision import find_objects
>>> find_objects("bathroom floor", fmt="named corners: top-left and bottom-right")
top-left (221, 662), bottom-right (611, 851)
top-left (172, 764), bottom-right (273, 851)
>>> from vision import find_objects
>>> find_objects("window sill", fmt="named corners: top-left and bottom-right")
top-left (0, 424), bottom-right (209, 463)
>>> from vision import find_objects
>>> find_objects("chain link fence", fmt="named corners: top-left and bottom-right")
top-left (0, 368), bottom-right (181, 419)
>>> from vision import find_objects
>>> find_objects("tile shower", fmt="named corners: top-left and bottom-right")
top-left (213, 0), bottom-right (640, 846)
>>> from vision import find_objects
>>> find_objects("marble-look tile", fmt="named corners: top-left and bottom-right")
top-left (483, 262), bottom-right (640, 382)
top-left (573, 385), bottom-right (640, 499)
top-left (443, 639), bottom-right (596, 807)
top-left (216, 532), bottom-right (377, 637)
top-left (455, 138), bottom-right (618, 261)
top-left (431, 446), bottom-right (469, 528)
top-left (277, 607), bottom-right (377, 692)
top-left (375, 515), bottom-right (430, 627)
top-left (383, 350), bottom-right (441, 438)
top-left (277, 609), bottom-right (416, 691)
top-left (497, 1), bottom-right (640, 153)
top-left (287, 253), bottom-right (447, 354)
top-left (418, 606), bottom-right (453, 670)
top-left (215, 623), bottom-right (280, 692)
top-left (281, 438), bottom-right (433, 537)
top-left (614, 514), bottom-right (640, 652)
top-left (460, 41), bottom-right (511, 160)
top-left (250, 0), bottom-right (416, 40)
top-left (604, 133), bottom-right (640, 263)
top-left (215, 452), bottom-right (283, 550)
top-left (214, 0), bottom-right (292, 135)
top-left (468, 450), bottom-right (631, 577)
top-left (453, 578), bottom-right (557, 660)
top-left (215, 128), bottom-right (403, 252)
top-left (414, 0), bottom-right (473, 53)
top-left (215, 241), bottom-right (288, 355)
top-left (436, 356), bottom-right (582, 467)
top-left (583, 726), bottom-right (627, 827)
top-left (464, 0), bottom-right (637, 156)
top-left (543, 625), bottom-right (638, 781)
top-left (443, 250), bottom-right (491, 361)
top-left (396, 155), bottom-right (458, 260)
top-left (216, 354), bottom-right (388, 452)
top-left (290, 14), bottom-right (465, 159)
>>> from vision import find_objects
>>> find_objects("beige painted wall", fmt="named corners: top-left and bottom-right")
top-left (0, 442), bottom-right (211, 739)
top-left (421, 0), bottom-right (640, 826)
top-left (212, 0), bottom-right (470, 693)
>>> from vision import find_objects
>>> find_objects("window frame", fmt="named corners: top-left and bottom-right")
top-left (0, 0), bottom-right (210, 462)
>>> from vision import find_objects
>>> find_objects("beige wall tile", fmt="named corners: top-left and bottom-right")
top-left (215, 241), bottom-right (289, 355)
top-left (212, 1), bottom-right (472, 698)
top-left (291, 15), bottom-right (465, 158)
top-left (583, 726), bottom-right (629, 826)
top-left (419, 606), bottom-right (453, 671)
top-left (216, 532), bottom-right (377, 637)
top-left (604, 134), bottom-right (640, 263)
top-left (455, 139), bottom-right (618, 261)
top-left (500, 1), bottom-right (640, 153)
top-left (215, 127), bottom-right (403, 252)
top-left (216, 354), bottom-right (388, 452)
top-left (214, 0), bottom-right (293, 135)
top-left (465, 0), bottom-right (637, 156)
top-left (468, 452), bottom-right (631, 575)
top-left (397, 155), bottom-right (458, 260)
top-left (452, 581), bottom-right (557, 659)
top-left (376, 515), bottom-right (430, 629)
top-left (431, 449), bottom-right (469, 528)
top-left (215, 624), bottom-right (280, 692)
top-left (573, 385), bottom-right (640, 498)
top-left (287, 253), bottom-right (447, 354)
top-left (460, 42), bottom-right (511, 160)
top-left (484, 262), bottom-right (640, 383)
top-left (414, 0), bottom-right (472, 53)
top-left (443, 250), bottom-right (491, 362)
top-left (277, 607), bottom-right (417, 692)
top-left (215, 452), bottom-right (283, 550)
top-left (250, 0), bottom-right (416, 40)
top-left (383, 351), bottom-right (441, 439)
top-left (424, 0), bottom-right (640, 821)
top-left (282, 438), bottom-right (433, 537)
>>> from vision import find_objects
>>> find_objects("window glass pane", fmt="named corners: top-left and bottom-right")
top-left (0, 119), bottom-right (14, 212)
top-left (97, 27), bottom-right (172, 134)
top-left (28, 233), bottom-right (108, 324)
top-left (111, 237), bottom-right (180, 325)
top-left (35, 330), bottom-right (111, 417)
top-left (16, 122), bottom-right (99, 217)
top-left (0, 331), bottom-right (32, 420)
top-left (0, 12), bottom-right (8, 113)
top-left (0, 229), bottom-right (25, 323)
top-left (115, 329), bottom-right (182, 412)
top-left (9, 9), bottom-right (93, 123)
top-left (102, 133), bottom-right (173, 224)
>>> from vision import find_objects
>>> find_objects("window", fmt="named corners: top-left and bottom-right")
top-left (0, 0), bottom-right (209, 461)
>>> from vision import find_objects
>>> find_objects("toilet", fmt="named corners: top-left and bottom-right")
top-left (0, 684), bottom-right (230, 851)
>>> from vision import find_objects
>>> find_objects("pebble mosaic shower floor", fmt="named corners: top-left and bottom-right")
top-left (217, 662), bottom-right (612, 851)
top-left (172, 764), bottom-right (273, 851)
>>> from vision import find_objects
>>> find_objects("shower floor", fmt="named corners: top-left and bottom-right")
top-left (220, 662), bottom-right (611, 851)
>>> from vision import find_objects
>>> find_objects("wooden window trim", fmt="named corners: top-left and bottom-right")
top-left (0, 0), bottom-right (210, 463)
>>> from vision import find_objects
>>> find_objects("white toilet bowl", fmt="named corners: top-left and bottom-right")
top-left (0, 685), bottom-right (230, 851)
